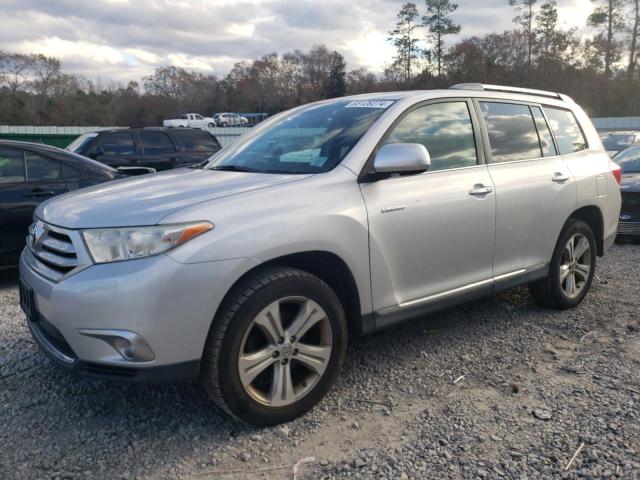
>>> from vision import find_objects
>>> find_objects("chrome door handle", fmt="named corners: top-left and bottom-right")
top-left (469, 185), bottom-right (493, 196)
top-left (552, 172), bottom-right (570, 183)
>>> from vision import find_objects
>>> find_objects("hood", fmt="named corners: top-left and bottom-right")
top-left (37, 168), bottom-right (309, 229)
top-left (621, 173), bottom-right (640, 192)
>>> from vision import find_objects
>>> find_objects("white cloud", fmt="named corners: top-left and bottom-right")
top-left (0, 0), bottom-right (599, 82)
top-left (17, 37), bottom-right (126, 65)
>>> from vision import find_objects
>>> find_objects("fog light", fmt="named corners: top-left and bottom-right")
top-left (78, 329), bottom-right (155, 362)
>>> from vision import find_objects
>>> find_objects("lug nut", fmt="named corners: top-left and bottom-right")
top-left (277, 336), bottom-right (284, 344)
top-left (272, 351), bottom-right (280, 358)
top-left (290, 335), bottom-right (296, 343)
top-left (281, 358), bottom-right (289, 365)
top-left (293, 348), bottom-right (299, 355)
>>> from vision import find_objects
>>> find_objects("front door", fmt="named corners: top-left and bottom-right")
top-left (0, 148), bottom-right (67, 266)
top-left (91, 131), bottom-right (138, 168)
top-left (360, 100), bottom-right (496, 311)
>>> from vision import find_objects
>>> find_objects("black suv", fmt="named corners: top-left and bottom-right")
top-left (66, 127), bottom-right (221, 171)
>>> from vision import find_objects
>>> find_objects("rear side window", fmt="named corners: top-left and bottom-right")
top-left (384, 101), bottom-right (478, 171)
top-left (98, 132), bottom-right (136, 155)
top-left (480, 102), bottom-right (542, 162)
top-left (531, 107), bottom-right (557, 157)
top-left (543, 107), bottom-right (588, 155)
top-left (173, 130), bottom-right (221, 152)
top-left (139, 131), bottom-right (176, 154)
top-left (25, 152), bottom-right (61, 181)
top-left (0, 148), bottom-right (25, 184)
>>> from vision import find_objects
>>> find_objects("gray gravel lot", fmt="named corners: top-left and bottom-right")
top-left (1, 245), bottom-right (639, 480)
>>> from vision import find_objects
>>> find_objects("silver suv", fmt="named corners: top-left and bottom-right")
top-left (19, 84), bottom-right (622, 426)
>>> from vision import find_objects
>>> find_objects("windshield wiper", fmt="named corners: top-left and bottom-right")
top-left (210, 165), bottom-right (258, 173)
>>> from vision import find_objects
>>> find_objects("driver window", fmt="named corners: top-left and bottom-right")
top-left (384, 102), bottom-right (478, 171)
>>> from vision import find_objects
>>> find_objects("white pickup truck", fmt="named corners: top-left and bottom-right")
top-left (163, 113), bottom-right (216, 129)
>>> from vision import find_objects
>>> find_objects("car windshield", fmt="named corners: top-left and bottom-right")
top-left (66, 132), bottom-right (98, 153)
top-left (615, 147), bottom-right (640, 173)
top-left (205, 99), bottom-right (394, 174)
top-left (602, 134), bottom-right (635, 150)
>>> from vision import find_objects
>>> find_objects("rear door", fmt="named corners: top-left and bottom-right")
top-left (138, 130), bottom-right (178, 170)
top-left (361, 99), bottom-right (496, 311)
top-left (476, 100), bottom-right (576, 278)
top-left (171, 129), bottom-right (221, 166)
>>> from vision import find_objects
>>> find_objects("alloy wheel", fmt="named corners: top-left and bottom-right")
top-left (237, 296), bottom-right (333, 407)
top-left (559, 233), bottom-right (592, 299)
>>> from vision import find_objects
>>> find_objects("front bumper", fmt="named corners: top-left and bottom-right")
top-left (19, 250), bottom-right (258, 382)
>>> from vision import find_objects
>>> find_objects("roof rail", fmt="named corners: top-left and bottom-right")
top-left (449, 83), bottom-right (562, 100)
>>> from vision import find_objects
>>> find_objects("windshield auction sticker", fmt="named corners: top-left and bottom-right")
top-left (345, 100), bottom-right (395, 109)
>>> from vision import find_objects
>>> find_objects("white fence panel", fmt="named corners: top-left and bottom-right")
top-left (591, 116), bottom-right (640, 131)
top-left (0, 125), bottom-right (248, 148)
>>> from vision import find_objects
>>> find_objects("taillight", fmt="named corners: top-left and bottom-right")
top-left (610, 161), bottom-right (622, 186)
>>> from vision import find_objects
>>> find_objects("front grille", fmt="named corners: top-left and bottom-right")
top-left (617, 222), bottom-right (640, 236)
top-left (25, 220), bottom-right (87, 281)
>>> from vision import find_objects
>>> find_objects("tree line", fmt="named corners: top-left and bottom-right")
top-left (0, 0), bottom-right (639, 127)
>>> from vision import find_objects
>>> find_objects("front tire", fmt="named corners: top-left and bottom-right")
top-left (529, 219), bottom-right (596, 310)
top-left (201, 267), bottom-right (347, 426)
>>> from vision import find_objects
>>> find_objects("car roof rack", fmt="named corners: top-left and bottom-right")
top-left (449, 83), bottom-right (562, 100)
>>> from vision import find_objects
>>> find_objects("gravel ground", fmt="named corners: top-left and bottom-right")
top-left (0, 244), bottom-right (638, 480)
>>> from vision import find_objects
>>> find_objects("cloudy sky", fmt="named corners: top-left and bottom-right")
top-left (0, 0), bottom-right (595, 82)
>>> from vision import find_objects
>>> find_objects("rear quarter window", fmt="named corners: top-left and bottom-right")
top-left (543, 107), bottom-right (588, 155)
top-left (173, 130), bottom-right (221, 152)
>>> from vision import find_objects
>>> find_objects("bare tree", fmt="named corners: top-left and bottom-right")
top-left (423, 0), bottom-right (461, 77)
top-left (588, 0), bottom-right (626, 76)
top-left (508, 0), bottom-right (538, 73)
top-left (388, 3), bottom-right (424, 83)
top-left (628, 0), bottom-right (640, 78)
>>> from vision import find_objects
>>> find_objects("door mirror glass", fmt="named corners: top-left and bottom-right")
top-left (373, 143), bottom-right (430, 174)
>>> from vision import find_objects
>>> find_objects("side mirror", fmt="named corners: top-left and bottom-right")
top-left (373, 143), bottom-right (430, 174)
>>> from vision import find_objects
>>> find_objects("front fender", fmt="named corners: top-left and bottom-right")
top-left (163, 167), bottom-right (373, 314)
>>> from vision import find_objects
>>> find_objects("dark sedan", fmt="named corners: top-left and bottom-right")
top-left (0, 141), bottom-right (120, 268)
top-left (614, 146), bottom-right (640, 240)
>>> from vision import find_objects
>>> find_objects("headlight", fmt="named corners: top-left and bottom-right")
top-left (82, 222), bottom-right (213, 264)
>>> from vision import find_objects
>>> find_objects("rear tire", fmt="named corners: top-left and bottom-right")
top-left (529, 219), bottom-right (596, 310)
top-left (201, 267), bottom-right (347, 426)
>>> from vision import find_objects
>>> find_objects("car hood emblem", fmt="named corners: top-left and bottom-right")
top-left (30, 221), bottom-right (46, 245)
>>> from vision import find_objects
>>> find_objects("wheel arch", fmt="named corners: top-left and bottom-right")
top-left (212, 251), bottom-right (364, 337)
top-left (567, 205), bottom-right (604, 256)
